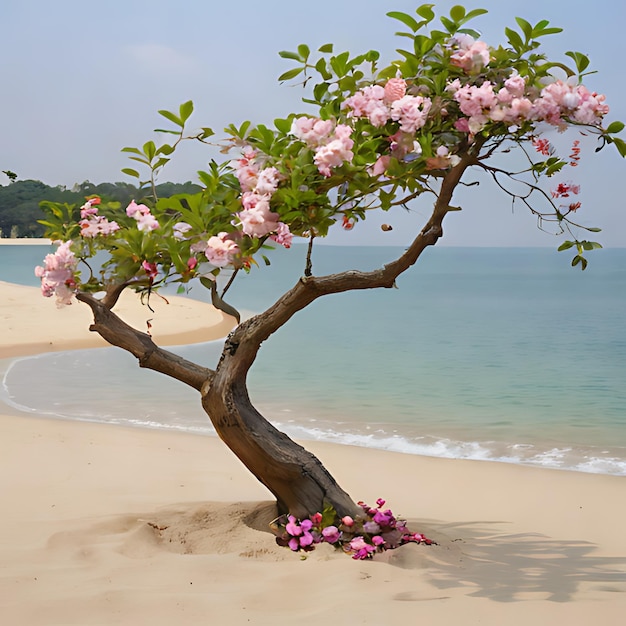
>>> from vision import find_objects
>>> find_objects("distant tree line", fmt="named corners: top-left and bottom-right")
top-left (0, 179), bottom-right (201, 238)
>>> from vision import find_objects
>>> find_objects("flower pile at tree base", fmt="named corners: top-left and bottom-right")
top-left (272, 499), bottom-right (435, 559)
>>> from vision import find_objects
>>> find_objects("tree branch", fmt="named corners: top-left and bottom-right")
top-left (228, 151), bottom-right (477, 372)
top-left (76, 291), bottom-right (214, 391)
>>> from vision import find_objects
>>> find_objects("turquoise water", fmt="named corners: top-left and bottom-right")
top-left (2, 243), bottom-right (626, 475)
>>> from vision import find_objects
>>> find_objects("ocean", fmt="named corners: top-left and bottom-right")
top-left (2, 243), bottom-right (625, 475)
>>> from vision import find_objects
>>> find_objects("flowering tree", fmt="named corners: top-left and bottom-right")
top-left (36, 5), bottom-right (624, 557)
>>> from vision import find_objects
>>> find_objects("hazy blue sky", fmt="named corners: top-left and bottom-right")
top-left (2, 0), bottom-right (625, 246)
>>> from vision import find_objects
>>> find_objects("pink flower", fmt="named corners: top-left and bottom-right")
top-left (310, 512), bottom-right (323, 525)
top-left (285, 516), bottom-right (315, 550)
top-left (291, 117), bottom-right (334, 146)
top-left (254, 167), bottom-right (280, 195)
top-left (204, 232), bottom-right (239, 267)
top-left (269, 222), bottom-right (293, 248)
top-left (450, 36), bottom-right (490, 72)
top-left (390, 95), bottom-right (432, 133)
top-left (80, 199), bottom-right (99, 218)
top-left (135, 213), bottom-right (160, 232)
top-left (454, 118), bottom-right (471, 133)
top-left (349, 537), bottom-right (377, 560)
top-left (35, 241), bottom-right (78, 307)
top-left (173, 222), bottom-right (192, 240)
top-left (80, 215), bottom-right (120, 238)
top-left (285, 515), bottom-right (303, 537)
top-left (454, 81), bottom-right (497, 118)
top-left (126, 200), bottom-right (159, 231)
top-left (383, 78), bottom-right (407, 104)
top-left (238, 193), bottom-right (280, 237)
top-left (187, 257), bottom-right (198, 270)
top-left (321, 525), bottom-right (341, 544)
top-left (572, 85), bottom-right (609, 125)
top-left (341, 516), bottom-right (354, 527)
top-left (313, 125), bottom-right (354, 177)
top-left (343, 85), bottom-right (389, 127)
top-left (504, 73), bottom-right (526, 97)
top-left (142, 260), bottom-right (158, 280)
top-left (126, 200), bottom-right (151, 218)
top-left (372, 535), bottom-right (385, 546)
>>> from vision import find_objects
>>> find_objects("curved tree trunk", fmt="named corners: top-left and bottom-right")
top-left (77, 154), bottom-right (475, 521)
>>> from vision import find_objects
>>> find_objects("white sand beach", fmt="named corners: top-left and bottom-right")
top-left (1, 281), bottom-right (625, 625)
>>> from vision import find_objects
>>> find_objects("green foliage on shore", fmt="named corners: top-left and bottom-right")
top-left (0, 179), bottom-right (201, 238)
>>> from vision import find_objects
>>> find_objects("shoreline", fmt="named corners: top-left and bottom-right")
top-left (1, 408), bottom-right (625, 624)
top-left (1, 280), bottom-right (625, 623)
top-left (0, 237), bottom-right (52, 245)
top-left (0, 279), bottom-right (237, 359)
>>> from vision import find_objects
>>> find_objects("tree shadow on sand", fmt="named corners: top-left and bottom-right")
top-left (45, 501), bottom-right (626, 604)
top-left (387, 519), bottom-right (626, 603)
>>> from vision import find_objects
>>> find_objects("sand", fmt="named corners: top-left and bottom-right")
top-left (1, 281), bottom-right (625, 625)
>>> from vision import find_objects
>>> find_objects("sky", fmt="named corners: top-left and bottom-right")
top-left (1, 0), bottom-right (625, 247)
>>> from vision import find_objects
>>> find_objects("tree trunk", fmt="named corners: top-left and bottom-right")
top-left (77, 153), bottom-right (475, 522)
top-left (202, 332), bottom-right (361, 520)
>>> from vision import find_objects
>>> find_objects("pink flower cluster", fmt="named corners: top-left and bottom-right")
top-left (274, 498), bottom-right (434, 559)
top-left (533, 82), bottom-right (609, 126)
top-left (126, 200), bottom-right (159, 231)
top-left (34, 241), bottom-right (78, 307)
top-left (79, 197), bottom-right (120, 238)
top-left (232, 151), bottom-right (293, 247)
top-left (450, 34), bottom-right (491, 72)
top-left (447, 75), bottom-right (609, 134)
top-left (291, 117), bottom-right (355, 177)
top-left (343, 80), bottom-right (432, 135)
top-left (203, 232), bottom-right (240, 268)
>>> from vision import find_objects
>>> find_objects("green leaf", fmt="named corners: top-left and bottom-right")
top-left (128, 156), bottom-right (151, 166)
top-left (157, 109), bottom-right (183, 127)
top-left (464, 8), bottom-right (488, 20)
top-left (587, 227), bottom-right (602, 233)
top-left (318, 43), bottom-right (333, 53)
top-left (278, 50), bottom-right (301, 61)
top-left (278, 67), bottom-right (304, 82)
top-left (156, 144), bottom-right (175, 156)
top-left (606, 121), bottom-right (625, 134)
top-left (143, 141), bottom-right (156, 161)
top-left (297, 44), bottom-right (310, 61)
top-left (581, 240), bottom-right (603, 250)
top-left (535, 27), bottom-right (562, 37)
top-left (179, 100), bottom-right (194, 123)
top-left (515, 17), bottom-right (533, 41)
top-left (315, 58), bottom-right (332, 80)
top-left (199, 276), bottom-right (216, 290)
top-left (565, 51), bottom-right (590, 73)
top-left (416, 4), bottom-right (435, 21)
top-left (612, 136), bottom-right (626, 157)
top-left (440, 16), bottom-right (455, 33)
top-left (121, 168), bottom-right (140, 178)
top-left (386, 10), bottom-right (420, 32)
top-left (121, 146), bottom-right (144, 156)
top-left (557, 240), bottom-right (575, 251)
top-left (274, 117), bottom-right (292, 134)
top-left (505, 27), bottom-right (524, 51)
top-left (449, 5), bottom-right (466, 22)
